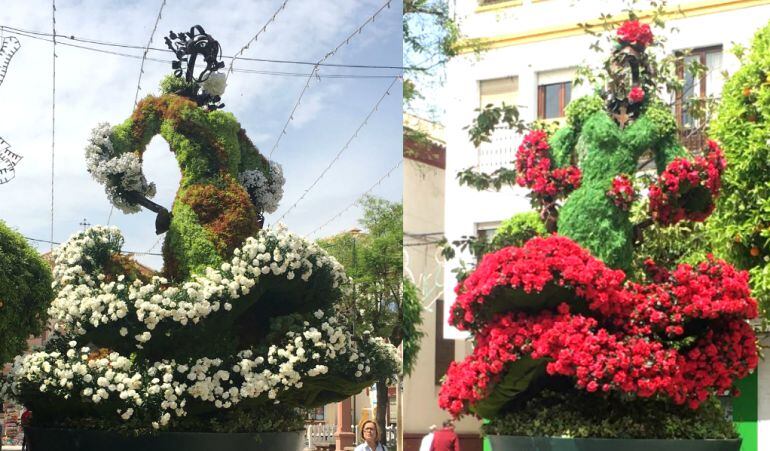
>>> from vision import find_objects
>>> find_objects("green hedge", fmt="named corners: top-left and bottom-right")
top-left (0, 220), bottom-right (53, 364)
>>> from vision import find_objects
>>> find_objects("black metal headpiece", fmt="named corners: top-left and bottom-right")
top-left (165, 25), bottom-right (224, 83)
top-left (164, 25), bottom-right (225, 110)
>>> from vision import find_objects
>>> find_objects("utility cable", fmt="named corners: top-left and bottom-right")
top-left (276, 75), bottom-right (400, 222)
top-left (49, 0), bottom-right (56, 252)
top-left (307, 159), bottom-right (401, 237)
top-left (5, 28), bottom-right (400, 79)
top-left (268, 0), bottom-right (394, 159)
top-left (226, 0), bottom-right (290, 80)
top-left (0, 23), bottom-right (411, 70)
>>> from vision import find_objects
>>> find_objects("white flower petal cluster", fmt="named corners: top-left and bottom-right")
top-left (238, 161), bottom-right (285, 214)
top-left (84, 123), bottom-right (156, 213)
top-left (201, 72), bottom-right (227, 97)
top-left (48, 224), bottom-right (346, 342)
top-left (1, 311), bottom-right (399, 429)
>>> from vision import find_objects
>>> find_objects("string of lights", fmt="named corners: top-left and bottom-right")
top-left (146, 233), bottom-right (165, 254)
top-left (268, 0), bottom-right (394, 159)
top-left (275, 75), bottom-right (401, 222)
top-left (226, 0), bottom-right (290, 80)
top-left (24, 236), bottom-right (163, 257)
top-left (133, 0), bottom-right (166, 107)
top-left (306, 159), bottom-right (401, 238)
top-left (50, 0), bottom-right (56, 252)
top-left (110, 0), bottom-right (167, 228)
top-left (0, 23), bottom-right (411, 70)
top-left (4, 28), bottom-right (400, 80)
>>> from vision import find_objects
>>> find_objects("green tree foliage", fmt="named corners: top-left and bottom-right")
top-left (0, 220), bottom-right (53, 364)
top-left (708, 23), bottom-right (770, 316)
top-left (317, 196), bottom-right (422, 446)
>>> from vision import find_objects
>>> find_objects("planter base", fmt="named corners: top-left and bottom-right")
top-left (24, 427), bottom-right (304, 451)
top-left (487, 435), bottom-right (742, 451)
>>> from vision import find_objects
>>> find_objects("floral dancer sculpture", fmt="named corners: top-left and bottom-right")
top-left (1, 27), bottom-right (398, 447)
top-left (440, 20), bottom-right (757, 444)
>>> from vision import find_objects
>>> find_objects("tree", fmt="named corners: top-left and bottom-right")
top-left (702, 22), bottom-right (770, 322)
top-left (318, 196), bottom-right (423, 447)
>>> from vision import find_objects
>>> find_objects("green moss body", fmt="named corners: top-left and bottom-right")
top-left (110, 93), bottom-right (270, 280)
top-left (555, 99), bottom-right (684, 270)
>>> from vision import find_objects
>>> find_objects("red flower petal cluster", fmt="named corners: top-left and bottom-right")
top-left (606, 174), bottom-right (636, 211)
top-left (515, 130), bottom-right (582, 199)
top-left (440, 236), bottom-right (758, 418)
top-left (450, 235), bottom-right (628, 331)
top-left (628, 86), bottom-right (645, 104)
top-left (649, 140), bottom-right (726, 225)
top-left (616, 20), bottom-right (654, 48)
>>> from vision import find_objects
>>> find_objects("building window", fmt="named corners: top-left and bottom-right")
top-left (434, 299), bottom-right (455, 385)
top-left (479, 76), bottom-right (518, 108)
top-left (676, 45), bottom-right (723, 128)
top-left (538, 81), bottom-right (571, 119)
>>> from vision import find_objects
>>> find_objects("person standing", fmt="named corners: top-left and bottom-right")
top-left (430, 420), bottom-right (460, 451)
top-left (419, 424), bottom-right (437, 451)
top-left (354, 420), bottom-right (387, 451)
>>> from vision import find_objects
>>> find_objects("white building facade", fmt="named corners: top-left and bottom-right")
top-left (442, 1), bottom-right (770, 449)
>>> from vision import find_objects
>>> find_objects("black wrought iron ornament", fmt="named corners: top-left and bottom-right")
top-left (0, 137), bottom-right (22, 184)
top-left (164, 25), bottom-right (226, 111)
top-left (604, 41), bottom-right (655, 128)
top-left (0, 36), bottom-right (21, 185)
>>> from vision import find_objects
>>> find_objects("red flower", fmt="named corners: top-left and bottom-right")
top-left (515, 130), bottom-right (581, 203)
top-left (606, 174), bottom-right (636, 211)
top-left (649, 140), bottom-right (725, 225)
top-left (628, 86), bottom-right (645, 104)
top-left (439, 234), bottom-right (758, 419)
top-left (616, 20), bottom-right (654, 47)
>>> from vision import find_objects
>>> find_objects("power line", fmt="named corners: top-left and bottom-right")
top-left (49, 0), bottom-right (56, 252)
top-left (24, 236), bottom-right (163, 257)
top-left (110, 0), bottom-right (167, 227)
top-left (0, 23), bottom-right (410, 70)
top-left (268, 0), bottom-right (394, 159)
top-left (133, 0), bottom-right (166, 107)
top-left (4, 29), bottom-right (400, 80)
top-left (226, 0), bottom-right (290, 80)
top-left (276, 76), bottom-right (401, 222)
top-left (307, 159), bottom-right (402, 238)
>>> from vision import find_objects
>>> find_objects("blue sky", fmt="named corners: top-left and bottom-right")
top-left (0, 0), bottom-right (403, 269)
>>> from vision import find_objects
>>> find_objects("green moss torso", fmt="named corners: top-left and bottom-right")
top-left (555, 99), bottom-right (684, 270)
top-left (111, 94), bottom-right (270, 280)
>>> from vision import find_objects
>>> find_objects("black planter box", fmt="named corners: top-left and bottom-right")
top-left (24, 427), bottom-right (304, 451)
top-left (487, 435), bottom-right (742, 451)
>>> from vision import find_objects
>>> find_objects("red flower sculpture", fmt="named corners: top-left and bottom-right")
top-left (607, 174), bottom-right (636, 211)
top-left (440, 236), bottom-right (758, 418)
top-left (628, 86), bottom-right (645, 103)
top-left (515, 130), bottom-right (581, 200)
top-left (616, 20), bottom-right (654, 48)
top-left (649, 140), bottom-right (726, 225)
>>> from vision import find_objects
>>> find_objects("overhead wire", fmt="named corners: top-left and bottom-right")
top-left (268, 0), bottom-right (394, 159)
top-left (109, 0), bottom-right (167, 228)
top-left (133, 0), bottom-right (166, 108)
top-left (3, 28), bottom-right (400, 80)
top-left (24, 236), bottom-right (163, 257)
top-left (49, 0), bottom-right (56, 252)
top-left (307, 159), bottom-right (402, 238)
top-left (0, 23), bottom-right (412, 70)
top-left (275, 75), bottom-right (401, 222)
top-left (226, 0), bottom-right (290, 80)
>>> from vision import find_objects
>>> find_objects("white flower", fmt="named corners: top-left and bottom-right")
top-left (237, 162), bottom-right (285, 214)
top-left (201, 72), bottom-right (227, 97)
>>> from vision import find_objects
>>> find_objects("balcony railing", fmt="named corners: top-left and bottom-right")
top-left (476, 127), bottom-right (521, 173)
